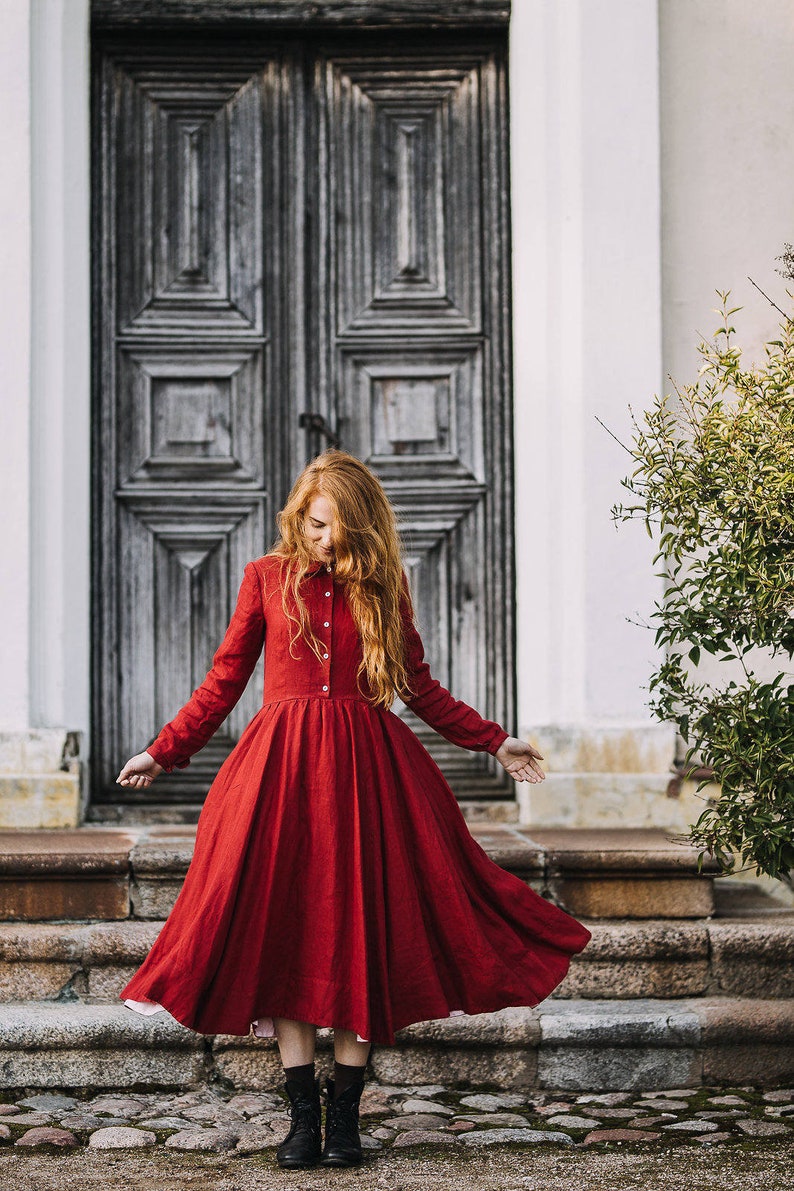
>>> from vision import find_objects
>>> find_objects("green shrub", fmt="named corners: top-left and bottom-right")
top-left (614, 292), bottom-right (794, 879)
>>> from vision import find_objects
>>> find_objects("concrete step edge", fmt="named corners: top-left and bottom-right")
top-left (1, 998), bottom-right (793, 1091)
top-left (0, 826), bottom-right (722, 879)
top-left (2, 997), bottom-right (794, 1050)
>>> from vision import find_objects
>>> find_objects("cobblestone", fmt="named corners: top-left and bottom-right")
top-left (461, 1127), bottom-right (573, 1146)
top-left (15, 1126), bottom-right (78, 1147)
top-left (18, 1094), bottom-right (77, 1112)
top-left (736, 1119), bottom-right (791, 1137)
top-left (546, 1113), bottom-right (601, 1129)
top-left (401, 1097), bottom-right (455, 1114)
top-left (165, 1128), bottom-right (240, 1152)
top-left (662, 1120), bottom-right (720, 1133)
top-left (577, 1092), bottom-right (633, 1105)
top-left (88, 1127), bottom-right (156, 1149)
top-left (455, 1112), bottom-right (530, 1127)
top-left (636, 1099), bottom-right (691, 1111)
top-left (584, 1128), bottom-right (661, 1144)
top-left (1, 1080), bottom-right (793, 1157)
top-left (382, 1112), bottom-right (451, 1129)
top-left (392, 1128), bottom-right (457, 1146)
top-left (0, 1111), bottom-right (53, 1126)
top-left (586, 1106), bottom-right (639, 1118)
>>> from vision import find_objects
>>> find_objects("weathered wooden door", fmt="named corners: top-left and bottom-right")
top-left (91, 27), bottom-right (513, 814)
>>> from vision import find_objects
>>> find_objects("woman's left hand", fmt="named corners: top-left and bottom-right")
top-left (495, 737), bottom-right (545, 783)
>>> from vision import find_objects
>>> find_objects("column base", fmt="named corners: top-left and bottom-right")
top-left (0, 731), bottom-right (82, 829)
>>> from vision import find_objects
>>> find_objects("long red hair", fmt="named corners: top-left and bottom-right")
top-left (269, 450), bottom-right (414, 709)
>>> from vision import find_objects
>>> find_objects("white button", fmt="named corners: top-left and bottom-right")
top-left (323, 621), bottom-right (330, 627)
top-left (323, 653), bottom-right (329, 659)
top-left (325, 591), bottom-right (331, 597)
top-left (322, 685), bottom-right (328, 692)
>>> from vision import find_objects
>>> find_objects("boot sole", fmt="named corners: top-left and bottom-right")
top-left (277, 1157), bottom-right (321, 1170)
top-left (320, 1155), bottom-right (362, 1167)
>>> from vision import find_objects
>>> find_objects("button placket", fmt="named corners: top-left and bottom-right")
top-left (319, 574), bottom-right (332, 695)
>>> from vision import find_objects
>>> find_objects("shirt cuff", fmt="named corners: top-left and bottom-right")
top-left (146, 739), bottom-right (190, 774)
top-left (486, 727), bottom-right (510, 755)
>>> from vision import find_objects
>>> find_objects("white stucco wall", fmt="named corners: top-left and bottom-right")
top-left (660, 0), bottom-right (794, 696)
top-left (661, 0), bottom-right (794, 380)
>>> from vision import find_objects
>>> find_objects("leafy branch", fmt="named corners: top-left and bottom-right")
top-left (612, 290), bottom-right (794, 880)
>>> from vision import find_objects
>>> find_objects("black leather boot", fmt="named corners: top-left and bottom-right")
top-left (320, 1076), bottom-right (364, 1167)
top-left (276, 1076), bottom-right (322, 1169)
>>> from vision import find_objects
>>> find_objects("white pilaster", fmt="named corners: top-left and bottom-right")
top-left (0, 0), bottom-right (32, 730)
top-left (510, 0), bottom-right (673, 821)
top-left (29, 0), bottom-right (92, 735)
top-left (511, 0), bottom-right (666, 730)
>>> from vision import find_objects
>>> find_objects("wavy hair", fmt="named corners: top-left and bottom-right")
top-left (269, 450), bottom-right (414, 708)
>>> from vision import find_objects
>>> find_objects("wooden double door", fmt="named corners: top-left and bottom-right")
top-left (91, 27), bottom-right (514, 812)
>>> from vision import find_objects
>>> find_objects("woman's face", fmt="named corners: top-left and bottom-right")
top-left (303, 493), bottom-right (336, 563)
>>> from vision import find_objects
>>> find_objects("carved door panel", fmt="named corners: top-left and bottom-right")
top-left (92, 35), bottom-right (512, 810)
top-left (313, 50), bottom-right (513, 794)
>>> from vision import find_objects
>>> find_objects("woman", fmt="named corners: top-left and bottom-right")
top-left (117, 450), bottom-right (591, 1170)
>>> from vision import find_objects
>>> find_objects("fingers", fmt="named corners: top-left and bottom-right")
top-left (117, 772), bottom-right (153, 789)
top-left (503, 752), bottom-right (546, 783)
top-left (116, 757), bottom-right (157, 789)
top-left (503, 762), bottom-right (545, 784)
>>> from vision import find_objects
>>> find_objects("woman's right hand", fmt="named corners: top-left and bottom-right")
top-left (117, 751), bottom-right (163, 789)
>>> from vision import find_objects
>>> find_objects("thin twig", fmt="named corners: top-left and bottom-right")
top-left (747, 276), bottom-right (788, 319)
top-left (594, 414), bottom-right (634, 455)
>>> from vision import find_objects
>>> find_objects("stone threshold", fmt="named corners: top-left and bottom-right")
top-left (0, 997), bottom-right (792, 1090)
top-left (0, 826), bottom-right (719, 921)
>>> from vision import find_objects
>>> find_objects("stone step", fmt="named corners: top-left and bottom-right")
top-left (0, 826), bottom-right (719, 922)
top-left (2, 908), bottom-right (792, 1005)
top-left (0, 997), bottom-right (791, 1091)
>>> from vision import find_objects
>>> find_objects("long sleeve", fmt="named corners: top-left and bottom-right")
top-left (400, 585), bottom-right (509, 755)
top-left (147, 562), bottom-right (265, 772)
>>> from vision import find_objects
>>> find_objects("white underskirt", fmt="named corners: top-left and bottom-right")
top-left (123, 998), bottom-right (465, 1045)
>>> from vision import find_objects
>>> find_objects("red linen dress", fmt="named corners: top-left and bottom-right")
top-left (121, 554), bottom-right (591, 1045)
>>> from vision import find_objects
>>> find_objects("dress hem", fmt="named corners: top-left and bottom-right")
top-left (124, 997), bottom-right (467, 1046)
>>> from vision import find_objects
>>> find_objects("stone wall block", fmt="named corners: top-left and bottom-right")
top-left (372, 1046), bottom-right (538, 1089)
top-left (0, 777), bottom-right (81, 830)
top-left (538, 1045), bottom-right (701, 1091)
top-left (708, 923), bottom-right (794, 997)
top-left (129, 879), bottom-right (183, 919)
top-left (549, 876), bottom-right (714, 919)
top-left (0, 960), bottom-right (79, 1002)
top-left (87, 965), bottom-right (139, 999)
top-left (0, 878), bottom-right (129, 921)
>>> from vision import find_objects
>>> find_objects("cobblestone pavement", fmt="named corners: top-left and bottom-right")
top-left (1, 1080), bottom-right (793, 1173)
top-left (1, 1091), bottom-right (793, 1191)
